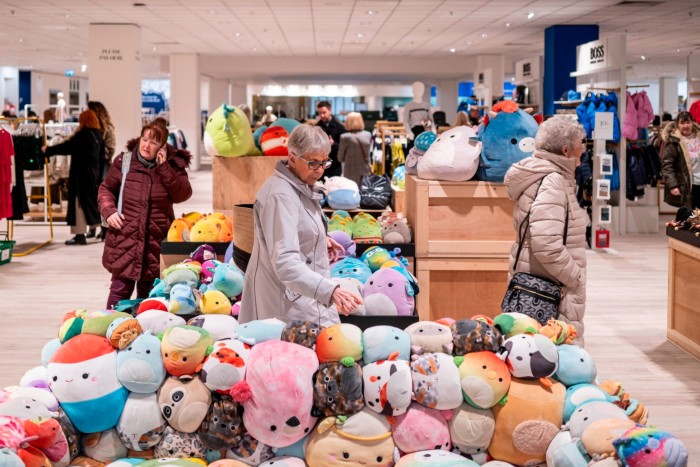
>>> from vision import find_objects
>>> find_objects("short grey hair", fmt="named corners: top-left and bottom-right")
top-left (288, 124), bottom-right (331, 158)
top-left (535, 115), bottom-right (586, 154)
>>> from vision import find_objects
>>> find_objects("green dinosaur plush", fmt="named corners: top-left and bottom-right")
top-left (328, 215), bottom-right (355, 237)
top-left (204, 103), bottom-right (261, 157)
top-left (353, 218), bottom-right (383, 244)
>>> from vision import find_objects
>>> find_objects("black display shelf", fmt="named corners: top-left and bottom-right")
top-left (340, 313), bottom-right (419, 331)
top-left (160, 241), bottom-right (231, 256)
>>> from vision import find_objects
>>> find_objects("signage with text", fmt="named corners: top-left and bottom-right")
top-left (594, 112), bottom-right (614, 141)
top-left (515, 57), bottom-right (541, 83)
top-left (576, 35), bottom-right (625, 75)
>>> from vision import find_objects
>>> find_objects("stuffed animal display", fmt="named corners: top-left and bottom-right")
top-left (7, 281), bottom-right (688, 467)
top-left (167, 212), bottom-right (233, 243)
top-left (417, 126), bottom-right (482, 182)
top-left (203, 104), bottom-right (260, 158)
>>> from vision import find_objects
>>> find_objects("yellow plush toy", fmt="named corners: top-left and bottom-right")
top-left (167, 218), bottom-right (192, 242)
top-left (190, 217), bottom-right (221, 243)
top-left (219, 219), bottom-right (233, 242)
top-left (200, 290), bottom-right (232, 315)
top-left (182, 211), bottom-right (204, 224)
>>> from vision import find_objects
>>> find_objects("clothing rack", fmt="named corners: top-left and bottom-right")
top-left (9, 117), bottom-right (54, 257)
top-left (626, 84), bottom-right (650, 89)
top-left (586, 86), bottom-right (621, 92)
top-left (379, 125), bottom-right (406, 175)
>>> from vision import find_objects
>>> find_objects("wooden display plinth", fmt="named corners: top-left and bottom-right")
top-left (212, 156), bottom-right (285, 221)
top-left (405, 175), bottom-right (515, 258)
top-left (392, 187), bottom-right (406, 214)
top-left (414, 257), bottom-right (509, 322)
top-left (667, 227), bottom-right (700, 360)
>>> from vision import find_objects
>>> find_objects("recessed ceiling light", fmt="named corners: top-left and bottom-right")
top-left (18, 38), bottom-right (23, 43)
top-left (77, 52), bottom-right (83, 56)
top-left (208, 9), bottom-right (216, 14)
top-left (65, 14), bottom-right (70, 18)
top-left (252, 47), bottom-right (257, 52)
top-left (676, 48), bottom-right (681, 52)
top-left (467, 41), bottom-right (473, 45)
top-left (527, 12), bottom-right (535, 20)
top-left (481, 33), bottom-right (487, 38)
top-left (356, 33), bottom-right (364, 38)
top-left (366, 10), bottom-right (375, 15)
top-left (81, 64), bottom-right (87, 72)
top-left (152, 46), bottom-right (157, 51)
top-left (235, 32), bottom-right (241, 37)
top-left (640, 55), bottom-right (646, 60)
top-left (505, 22), bottom-right (511, 27)
top-left (449, 48), bottom-right (456, 53)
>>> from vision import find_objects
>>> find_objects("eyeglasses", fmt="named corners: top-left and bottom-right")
top-left (295, 155), bottom-right (333, 170)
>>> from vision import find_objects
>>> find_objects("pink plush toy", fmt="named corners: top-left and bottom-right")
top-left (230, 340), bottom-right (319, 448)
top-left (391, 403), bottom-right (452, 454)
top-left (362, 268), bottom-right (415, 316)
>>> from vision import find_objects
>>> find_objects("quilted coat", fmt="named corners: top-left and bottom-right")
top-left (662, 121), bottom-right (700, 209)
top-left (622, 91), bottom-right (638, 140)
top-left (98, 138), bottom-right (192, 281)
top-left (504, 150), bottom-right (588, 344)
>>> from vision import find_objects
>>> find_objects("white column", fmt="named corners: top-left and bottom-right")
top-left (209, 79), bottom-right (231, 113)
top-left (230, 83), bottom-right (248, 108)
top-left (436, 80), bottom-right (459, 123)
top-left (365, 95), bottom-right (381, 111)
top-left (474, 55), bottom-right (505, 108)
top-left (687, 55), bottom-right (700, 108)
top-left (89, 24), bottom-right (142, 150)
top-left (170, 54), bottom-right (201, 171)
top-left (660, 77), bottom-right (679, 115)
top-left (0, 67), bottom-right (19, 112)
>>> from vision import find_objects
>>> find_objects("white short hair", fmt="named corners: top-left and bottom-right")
top-left (535, 115), bottom-right (586, 154)
top-left (288, 124), bottom-right (331, 158)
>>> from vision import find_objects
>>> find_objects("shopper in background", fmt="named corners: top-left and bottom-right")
top-left (42, 110), bottom-right (104, 246)
top-left (504, 115), bottom-right (588, 344)
top-left (87, 101), bottom-right (116, 241)
top-left (337, 112), bottom-right (372, 185)
top-left (98, 120), bottom-right (192, 309)
top-left (240, 124), bottom-right (363, 326)
top-left (315, 100), bottom-right (346, 178)
top-left (238, 104), bottom-right (253, 129)
top-left (662, 111), bottom-right (700, 209)
top-left (454, 111), bottom-right (469, 127)
top-left (468, 107), bottom-right (481, 126)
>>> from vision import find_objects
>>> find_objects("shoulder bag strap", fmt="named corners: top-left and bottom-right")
top-left (512, 174), bottom-right (570, 272)
top-left (117, 147), bottom-right (131, 215)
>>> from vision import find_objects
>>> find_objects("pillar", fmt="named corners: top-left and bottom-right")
top-left (170, 54), bottom-right (201, 170)
top-left (436, 80), bottom-right (459, 124)
top-left (208, 78), bottom-right (230, 114)
top-left (688, 55), bottom-right (700, 108)
top-left (230, 83), bottom-right (248, 109)
top-left (660, 77), bottom-right (679, 115)
top-left (89, 24), bottom-right (142, 151)
top-left (543, 25), bottom-right (599, 115)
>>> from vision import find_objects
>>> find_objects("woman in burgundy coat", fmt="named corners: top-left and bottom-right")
top-left (98, 121), bottom-right (192, 309)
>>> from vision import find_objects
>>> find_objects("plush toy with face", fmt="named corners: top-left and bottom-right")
top-left (331, 258), bottom-right (373, 284)
top-left (316, 323), bottom-right (363, 364)
top-left (563, 383), bottom-right (613, 423)
top-left (360, 247), bottom-right (394, 272)
top-left (313, 361), bottom-right (365, 417)
top-left (224, 433), bottom-right (275, 465)
top-left (48, 334), bottom-right (128, 434)
top-left (458, 351), bottom-right (511, 410)
top-left (135, 311), bottom-right (186, 336)
top-left (211, 262), bottom-right (246, 299)
top-left (200, 338), bottom-right (251, 394)
top-left (417, 125), bottom-right (482, 182)
top-left (229, 340), bottom-right (319, 448)
top-left (261, 126), bottom-right (291, 156)
top-left (328, 230), bottom-right (356, 260)
top-left (538, 318), bottom-right (577, 345)
top-left (395, 450), bottom-right (480, 466)
top-left (154, 426), bottom-right (208, 459)
top-left (162, 263), bottom-right (201, 294)
top-left (449, 403), bottom-right (495, 459)
top-left (117, 392), bottom-right (166, 452)
top-left (411, 353), bottom-right (463, 411)
top-left (157, 376), bottom-right (212, 434)
top-left (362, 326), bottom-right (411, 364)
top-left (236, 318), bottom-right (286, 346)
top-left (581, 418), bottom-right (636, 460)
top-left (613, 425), bottom-right (689, 467)
top-left (106, 317), bottom-right (143, 350)
top-left (405, 132), bottom-right (437, 176)
top-left (566, 400), bottom-right (629, 439)
top-left (160, 325), bottom-right (214, 377)
top-left (281, 320), bottom-right (325, 349)
top-left (492, 312), bottom-right (541, 338)
top-left (553, 344), bottom-right (597, 387)
top-left (391, 403), bottom-right (452, 454)
top-left (404, 322), bottom-right (453, 355)
top-left (332, 278), bottom-right (366, 315)
top-left (200, 290), bottom-right (232, 315)
top-left (186, 314), bottom-right (239, 342)
top-left (363, 356), bottom-right (412, 416)
top-left (305, 410), bottom-right (395, 467)
top-left (197, 394), bottom-right (244, 451)
top-left (476, 100), bottom-right (542, 182)
top-left (497, 334), bottom-right (559, 383)
top-left (362, 268), bottom-right (415, 317)
top-left (325, 177), bottom-right (362, 210)
top-left (168, 284), bottom-right (199, 316)
top-left (450, 319), bottom-right (503, 355)
top-left (204, 103), bottom-right (260, 157)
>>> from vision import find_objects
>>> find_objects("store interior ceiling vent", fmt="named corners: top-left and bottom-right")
top-left (615, 1), bottom-right (666, 5)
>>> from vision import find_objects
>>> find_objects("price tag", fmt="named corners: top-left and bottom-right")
top-left (594, 112), bottom-right (613, 141)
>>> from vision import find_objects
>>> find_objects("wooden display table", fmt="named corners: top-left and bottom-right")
top-left (406, 175), bottom-right (515, 321)
top-left (667, 227), bottom-right (700, 360)
top-left (212, 156), bottom-right (285, 221)
top-left (406, 175), bottom-right (515, 257)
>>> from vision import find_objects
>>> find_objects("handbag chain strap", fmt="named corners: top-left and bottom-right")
top-left (512, 174), bottom-right (569, 273)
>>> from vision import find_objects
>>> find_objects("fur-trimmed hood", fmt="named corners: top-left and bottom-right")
top-left (125, 137), bottom-right (192, 168)
top-left (662, 121), bottom-right (700, 143)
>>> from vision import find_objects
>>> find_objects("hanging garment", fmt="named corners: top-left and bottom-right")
top-left (627, 146), bottom-right (648, 200)
top-left (0, 130), bottom-right (14, 220)
top-left (689, 100), bottom-right (700, 124)
top-left (633, 91), bottom-right (654, 129)
top-left (623, 91), bottom-right (638, 140)
top-left (12, 134), bottom-right (44, 171)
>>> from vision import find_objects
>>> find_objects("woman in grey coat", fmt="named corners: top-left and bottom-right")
top-left (239, 124), bottom-right (364, 326)
top-left (504, 116), bottom-right (588, 345)
top-left (338, 112), bottom-right (372, 185)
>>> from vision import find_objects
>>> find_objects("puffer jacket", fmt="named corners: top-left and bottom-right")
top-left (98, 138), bottom-right (192, 282)
top-left (239, 161), bottom-right (339, 326)
top-left (623, 91), bottom-right (638, 140)
top-left (633, 91), bottom-right (654, 129)
top-left (662, 121), bottom-right (700, 209)
top-left (504, 150), bottom-right (588, 344)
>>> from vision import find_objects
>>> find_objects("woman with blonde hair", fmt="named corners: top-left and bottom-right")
top-left (338, 112), bottom-right (372, 185)
top-left (41, 110), bottom-right (105, 245)
top-left (454, 111), bottom-right (469, 127)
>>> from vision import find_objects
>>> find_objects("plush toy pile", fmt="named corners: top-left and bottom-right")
top-left (0, 306), bottom-right (688, 467)
top-left (167, 212), bottom-right (233, 243)
top-left (327, 210), bottom-right (412, 246)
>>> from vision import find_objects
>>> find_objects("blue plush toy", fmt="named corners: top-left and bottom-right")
top-left (330, 257), bottom-right (372, 284)
top-left (325, 177), bottom-right (361, 210)
top-left (553, 344), bottom-right (597, 386)
top-left (362, 325), bottom-right (411, 363)
top-left (116, 333), bottom-right (166, 393)
top-left (563, 383), bottom-right (613, 422)
top-left (476, 100), bottom-right (542, 182)
top-left (168, 283), bottom-right (198, 316)
top-left (236, 318), bottom-right (286, 346)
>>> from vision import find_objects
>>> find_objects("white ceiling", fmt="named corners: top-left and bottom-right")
top-left (1, 0), bottom-right (699, 82)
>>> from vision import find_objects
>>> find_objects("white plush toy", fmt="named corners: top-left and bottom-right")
top-left (417, 125), bottom-right (482, 181)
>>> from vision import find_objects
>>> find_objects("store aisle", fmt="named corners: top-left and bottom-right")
top-left (1, 168), bottom-right (698, 458)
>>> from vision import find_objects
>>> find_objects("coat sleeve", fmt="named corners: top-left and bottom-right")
top-left (337, 135), bottom-right (348, 163)
top-left (44, 133), bottom-right (79, 158)
top-left (98, 154), bottom-right (123, 220)
top-left (154, 160), bottom-right (192, 204)
top-left (528, 175), bottom-right (582, 288)
top-left (662, 141), bottom-right (680, 189)
top-left (259, 193), bottom-right (338, 307)
top-left (104, 125), bottom-right (116, 161)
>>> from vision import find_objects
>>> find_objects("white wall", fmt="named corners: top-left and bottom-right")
top-left (1, 67), bottom-right (19, 112)
top-left (30, 72), bottom-right (88, 118)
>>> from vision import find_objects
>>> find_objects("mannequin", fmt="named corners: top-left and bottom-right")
top-left (56, 92), bottom-right (67, 124)
top-left (403, 81), bottom-right (432, 140)
top-left (260, 105), bottom-right (277, 126)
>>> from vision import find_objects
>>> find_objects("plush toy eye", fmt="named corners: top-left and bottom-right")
top-left (377, 457), bottom-right (383, 462)
top-left (270, 425), bottom-right (277, 432)
top-left (164, 353), bottom-right (169, 357)
top-left (369, 281), bottom-right (374, 285)
top-left (172, 391), bottom-right (184, 402)
top-left (342, 452), bottom-right (350, 459)
top-left (482, 365), bottom-right (487, 369)
top-left (82, 373), bottom-right (89, 379)
top-left (327, 396), bottom-right (334, 403)
top-left (450, 134), bottom-right (456, 138)
top-left (324, 376), bottom-right (331, 383)
top-left (163, 406), bottom-right (172, 418)
top-left (213, 416), bottom-right (219, 423)
top-left (127, 346), bottom-right (132, 351)
top-left (338, 270), bottom-right (343, 274)
top-left (52, 376), bottom-right (57, 382)
top-left (388, 283), bottom-right (393, 287)
top-left (511, 138), bottom-right (518, 144)
top-left (182, 357), bottom-right (188, 362)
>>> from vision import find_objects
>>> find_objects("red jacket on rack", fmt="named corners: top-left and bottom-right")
top-left (690, 100), bottom-right (700, 125)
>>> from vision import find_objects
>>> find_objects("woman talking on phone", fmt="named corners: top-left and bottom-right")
top-left (98, 121), bottom-right (192, 309)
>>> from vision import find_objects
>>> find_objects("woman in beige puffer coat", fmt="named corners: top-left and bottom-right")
top-left (504, 115), bottom-right (588, 345)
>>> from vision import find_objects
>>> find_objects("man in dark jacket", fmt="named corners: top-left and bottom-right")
top-left (316, 100), bottom-right (346, 178)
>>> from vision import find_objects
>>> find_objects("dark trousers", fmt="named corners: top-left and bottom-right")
top-left (693, 185), bottom-right (700, 209)
top-left (106, 274), bottom-right (152, 309)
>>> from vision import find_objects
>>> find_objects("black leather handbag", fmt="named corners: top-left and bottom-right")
top-left (501, 176), bottom-right (568, 325)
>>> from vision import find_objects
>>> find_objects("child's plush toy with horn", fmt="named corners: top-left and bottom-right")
top-left (204, 103), bottom-right (261, 157)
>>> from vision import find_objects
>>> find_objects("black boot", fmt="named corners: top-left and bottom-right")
top-left (86, 228), bottom-right (97, 239)
top-left (65, 234), bottom-right (87, 245)
top-left (98, 227), bottom-right (107, 241)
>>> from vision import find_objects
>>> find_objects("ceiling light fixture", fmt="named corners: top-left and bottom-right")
top-left (81, 64), bottom-right (87, 72)
top-left (208, 9), bottom-right (216, 14)
top-left (65, 14), bottom-right (70, 18)
top-left (449, 48), bottom-right (456, 53)
top-left (152, 46), bottom-right (157, 51)
top-left (252, 47), bottom-right (257, 52)
top-left (676, 48), bottom-right (681, 52)
top-left (467, 41), bottom-right (472, 45)
top-left (235, 32), bottom-right (241, 37)
top-left (356, 33), bottom-right (364, 38)
top-left (366, 10), bottom-right (375, 15)
top-left (640, 55), bottom-right (646, 60)
top-left (481, 33), bottom-right (487, 38)
top-left (505, 22), bottom-right (511, 27)
top-left (527, 12), bottom-right (535, 20)
top-left (18, 38), bottom-right (23, 43)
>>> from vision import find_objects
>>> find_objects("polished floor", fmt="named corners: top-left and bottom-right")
top-left (1, 165), bottom-right (699, 460)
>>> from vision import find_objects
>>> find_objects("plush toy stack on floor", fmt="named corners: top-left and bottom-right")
top-left (0, 296), bottom-right (689, 467)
